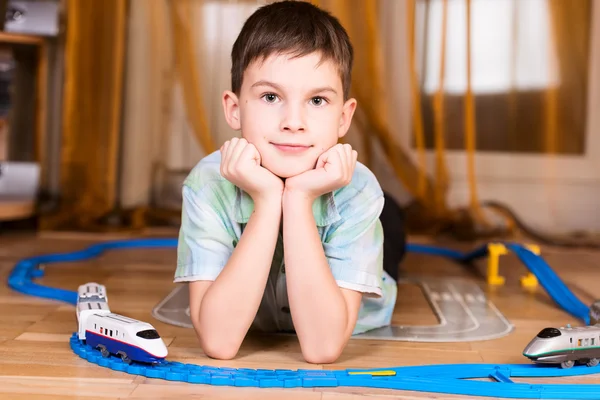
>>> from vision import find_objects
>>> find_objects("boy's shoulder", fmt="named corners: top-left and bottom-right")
top-left (182, 150), bottom-right (228, 193)
top-left (334, 160), bottom-right (383, 204)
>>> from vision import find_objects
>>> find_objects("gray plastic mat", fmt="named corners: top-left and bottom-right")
top-left (152, 277), bottom-right (513, 342)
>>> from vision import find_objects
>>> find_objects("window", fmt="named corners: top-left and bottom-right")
top-left (592, 338), bottom-right (595, 346)
top-left (136, 329), bottom-right (160, 339)
top-left (414, 0), bottom-right (591, 154)
top-left (420, 0), bottom-right (557, 95)
top-left (578, 339), bottom-right (583, 347)
top-left (536, 328), bottom-right (561, 338)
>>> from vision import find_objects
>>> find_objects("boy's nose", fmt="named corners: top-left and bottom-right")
top-left (280, 105), bottom-right (306, 133)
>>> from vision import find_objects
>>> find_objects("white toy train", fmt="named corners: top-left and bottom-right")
top-left (523, 324), bottom-right (600, 369)
top-left (76, 282), bottom-right (168, 364)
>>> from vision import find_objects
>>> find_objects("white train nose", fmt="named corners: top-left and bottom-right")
top-left (155, 341), bottom-right (168, 358)
top-left (145, 338), bottom-right (169, 359)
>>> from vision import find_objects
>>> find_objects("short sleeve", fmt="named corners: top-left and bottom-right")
top-left (174, 184), bottom-right (235, 283)
top-left (323, 193), bottom-right (385, 297)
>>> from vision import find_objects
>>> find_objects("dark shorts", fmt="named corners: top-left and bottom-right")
top-left (379, 191), bottom-right (406, 281)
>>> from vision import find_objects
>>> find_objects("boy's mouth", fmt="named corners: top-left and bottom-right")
top-left (270, 142), bottom-right (312, 153)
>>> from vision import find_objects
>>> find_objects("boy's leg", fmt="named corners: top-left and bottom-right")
top-left (380, 191), bottom-right (406, 281)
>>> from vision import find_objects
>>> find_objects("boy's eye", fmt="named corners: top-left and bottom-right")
top-left (310, 96), bottom-right (327, 106)
top-left (262, 93), bottom-right (279, 103)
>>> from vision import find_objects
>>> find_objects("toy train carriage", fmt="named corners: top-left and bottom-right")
top-left (523, 325), bottom-right (600, 369)
top-left (76, 300), bottom-right (111, 340)
top-left (83, 313), bottom-right (168, 364)
top-left (77, 282), bottom-right (108, 303)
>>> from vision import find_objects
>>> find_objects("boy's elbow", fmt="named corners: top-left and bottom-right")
top-left (199, 335), bottom-right (241, 360)
top-left (192, 320), bottom-right (242, 360)
top-left (301, 341), bottom-right (345, 364)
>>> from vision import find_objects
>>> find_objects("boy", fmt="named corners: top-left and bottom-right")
top-left (174, 0), bottom-right (398, 364)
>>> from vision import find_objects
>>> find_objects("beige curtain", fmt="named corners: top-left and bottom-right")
top-left (40, 0), bottom-right (126, 230)
top-left (110, 0), bottom-right (595, 238)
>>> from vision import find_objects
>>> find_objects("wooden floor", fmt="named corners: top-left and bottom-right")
top-left (0, 230), bottom-right (599, 399)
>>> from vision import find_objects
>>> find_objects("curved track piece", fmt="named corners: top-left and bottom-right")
top-left (10, 241), bottom-right (483, 306)
top-left (8, 238), bottom-right (600, 398)
top-left (505, 243), bottom-right (591, 324)
top-left (7, 238), bottom-right (178, 305)
top-left (8, 239), bottom-right (592, 324)
top-left (70, 334), bottom-right (600, 399)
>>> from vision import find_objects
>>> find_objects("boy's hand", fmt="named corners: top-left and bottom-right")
top-left (220, 138), bottom-right (284, 202)
top-left (284, 143), bottom-right (357, 202)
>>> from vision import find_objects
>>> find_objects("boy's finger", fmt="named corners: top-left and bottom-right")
top-left (334, 143), bottom-right (347, 166)
top-left (328, 147), bottom-right (344, 173)
top-left (230, 138), bottom-right (247, 163)
top-left (249, 144), bottom-right (262, 165)
top-left (221, 140), bottom-right (230, 154)
top-left (224, 138), bottom-right (236, 161)
top-left (239, 142), bottom-right (260, 166)
top-left (315, 151), bottom-right (329, 169)
top-left (339, 145), bottom-right (351, 180)
top-left (343, 144), bottom-right (353, 166)
top-left (221, 140), bottom-right (231, 165)
top-left (225, 137), bottom-right (241, 164)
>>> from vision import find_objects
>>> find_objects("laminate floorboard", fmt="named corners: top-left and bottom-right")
top-left (0, 231), bottom-right (598, 399)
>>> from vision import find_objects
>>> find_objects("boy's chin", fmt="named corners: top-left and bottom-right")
top-left (264, 162), bottom-right (314, 179)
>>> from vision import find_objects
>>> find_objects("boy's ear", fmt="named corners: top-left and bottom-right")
top-left (338, 98), bottom-right (357, 139)
top-left (222, 90), bottom-right (241, 130)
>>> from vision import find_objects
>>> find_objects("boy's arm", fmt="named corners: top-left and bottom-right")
top-left (282, 144), bottom-right (382, 364)
top-left (189, 194), bottom-right (281, 360)
top-left (185, 139), bottom-right (284, 360)
top-left (282, 194), bottom-right (364, 364)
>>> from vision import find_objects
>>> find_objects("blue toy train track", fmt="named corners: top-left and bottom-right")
top-left (8, 238), bottom-right (600, 399)
top-left (70, 332), bottom-right (600, 398)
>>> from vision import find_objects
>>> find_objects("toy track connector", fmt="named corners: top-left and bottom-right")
top-left (487, 243), bottom-right (507, 286)
top-left (519, 244), bottom-right (540, 289)
top-left (486, 243), bottom-right (539, 289)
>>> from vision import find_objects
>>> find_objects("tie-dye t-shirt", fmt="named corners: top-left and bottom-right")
top-left (174, 150), bottom-right (397, 335)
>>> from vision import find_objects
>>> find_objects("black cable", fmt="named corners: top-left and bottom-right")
top-left (482, 200), bottom-right (600, 249)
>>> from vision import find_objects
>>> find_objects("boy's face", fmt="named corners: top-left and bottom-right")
top-left (222, 51), bottom-right (357, 178)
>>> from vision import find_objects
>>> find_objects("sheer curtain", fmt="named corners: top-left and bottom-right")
top-left (112, 0), bottom-right (595, 237)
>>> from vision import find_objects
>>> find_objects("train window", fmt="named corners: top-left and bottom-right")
top-left (578, 339), bottom-right (582, 346)
top-left (570, 338), bottom-right (573, 344)
top-left (592, 338), bottom-right (595, 345)
top-left (584, 338), bottom-right (589, 346)
top-left (110, 330), bottom-right (113, 337)
top-left (536, 328), bottom-right (561, 338)
top-left (136, 329), bottom-right (160, 339)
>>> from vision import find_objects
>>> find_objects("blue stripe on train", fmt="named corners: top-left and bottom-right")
top-left (85, 330), bottom-right (164, 363)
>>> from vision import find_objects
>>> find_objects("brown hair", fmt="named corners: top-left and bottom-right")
top-left (230, 0), bottom-right (353, 99)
